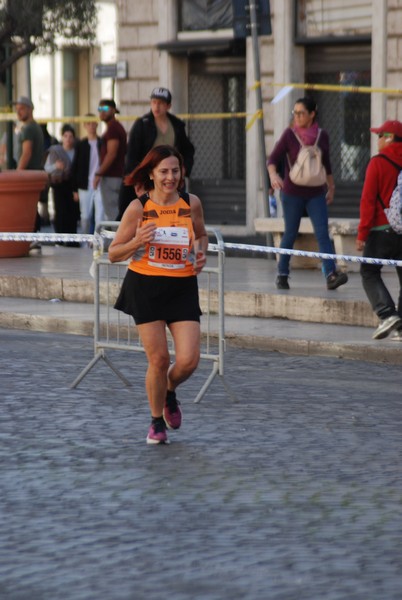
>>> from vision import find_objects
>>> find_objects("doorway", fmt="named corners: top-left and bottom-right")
top-left (188, 56), bottom-right (246, 225)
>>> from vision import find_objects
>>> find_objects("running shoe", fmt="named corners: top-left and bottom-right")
top-left (146, 419), bottom-right (169, 444)
top-left (163, 390), bottom-right (182, 430)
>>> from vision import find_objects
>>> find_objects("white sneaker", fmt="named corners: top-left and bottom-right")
top-left (390, 329), bottom-right (402, 341)
top-left (372, 315), bottom-right (402, 340)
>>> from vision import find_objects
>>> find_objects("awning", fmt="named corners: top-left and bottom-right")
top-left (157, 37), bottom-right (245, 56)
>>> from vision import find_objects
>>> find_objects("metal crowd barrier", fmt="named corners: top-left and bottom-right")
top-left (70, 224), bottom-right (236, 403)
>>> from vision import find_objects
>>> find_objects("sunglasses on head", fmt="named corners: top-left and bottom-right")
top-left (98, 106), bottom-right (110, 112)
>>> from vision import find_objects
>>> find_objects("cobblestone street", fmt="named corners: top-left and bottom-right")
top-left (1, 329), bottom-right (401, 600)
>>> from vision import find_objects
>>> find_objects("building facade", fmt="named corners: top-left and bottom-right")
top-left (115, 0), bottom-right (402, 236)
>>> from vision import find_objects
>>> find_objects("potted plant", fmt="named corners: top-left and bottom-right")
top-left (0, 169), bottom-right (49, 257)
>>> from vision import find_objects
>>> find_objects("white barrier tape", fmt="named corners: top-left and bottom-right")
top-left (0, 232), bottom-right (94, 244)
top-left (99, 229), bottom-right (116, 239)
top-left (209, 242), bottom-right (402, 268)
top-left (0, 232), bottom-right (104, 258)
top-left (1, 232), bottom-right (402, 268)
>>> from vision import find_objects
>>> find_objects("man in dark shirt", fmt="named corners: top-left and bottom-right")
top-left (94, 99), bottom-right (127, 221)
top-left (14, 96), bottom-right (44, 171)
top-left (117, 87), bottom-right (195, 218)
top-left (14, 96), bottom-right (45, 242)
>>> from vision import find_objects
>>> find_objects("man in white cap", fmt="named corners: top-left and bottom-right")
top-left (117, 87), bottom-right (195, 218)
top-left (13, 96), bottom-right (44, 170)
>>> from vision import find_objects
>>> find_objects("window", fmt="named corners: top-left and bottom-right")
top-left (179, 0), bottom-right (233, 31)
top-left (62, 50), bottom-right (78, 117)
top-left (295, 0), bottom-right (371, 42)
top-left (178, 0), bottom-right (271, 37)
top-left (306, 45), bottom-right (371, 217)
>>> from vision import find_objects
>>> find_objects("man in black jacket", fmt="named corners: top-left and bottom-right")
top-left (71, 115), bottom-right (102, 237)
top-left (117, 87), bottom-right (195, 218)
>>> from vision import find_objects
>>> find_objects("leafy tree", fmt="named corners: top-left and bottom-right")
top-left (0, 0), bottom-right (98, 76)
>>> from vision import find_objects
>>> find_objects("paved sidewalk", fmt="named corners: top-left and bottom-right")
top-left (1, 244), bottom-right (402, 363)
top-left (1, 329), bottom-right (402, 599)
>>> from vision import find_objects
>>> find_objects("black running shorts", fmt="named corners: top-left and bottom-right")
top-left (114, 269), bottom-right (202, 325)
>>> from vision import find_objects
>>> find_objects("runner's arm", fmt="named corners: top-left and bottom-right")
top-left (108, 200), bottom-right (156, 263)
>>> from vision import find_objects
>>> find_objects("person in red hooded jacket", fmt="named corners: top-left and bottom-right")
top-left (356, 120), bottom-right (402, 340)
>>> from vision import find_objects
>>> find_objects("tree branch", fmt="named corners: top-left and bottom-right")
top-left (0, 0), bottom-right (97, 76)
top-left (0, 21), bottom-right (14, 46)
top-left (0, 41), bottom-right (37, 75)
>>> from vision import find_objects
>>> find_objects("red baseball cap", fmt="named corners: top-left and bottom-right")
top-left (370, 120), bottom-right (402, 137)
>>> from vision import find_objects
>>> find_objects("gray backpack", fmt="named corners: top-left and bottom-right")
top-left (376, 154), bottom-right (402, 234)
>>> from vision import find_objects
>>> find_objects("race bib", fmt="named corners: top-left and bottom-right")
top-left (148, 227), bottom-right (190, 269)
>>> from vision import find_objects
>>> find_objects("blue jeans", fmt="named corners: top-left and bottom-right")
top-left (361, 229), bottom-right (402, 320)
top-left (78, 188), bottom-right (104, 234)
top-left (277, 192), bottom-right (336, 277)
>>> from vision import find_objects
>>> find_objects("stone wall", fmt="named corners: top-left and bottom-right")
top-left (386, 0), bottom-right (402, 121)
top-left (117, 0), bottom-right (160, 118)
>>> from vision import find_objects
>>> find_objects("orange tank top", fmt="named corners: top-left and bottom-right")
top-left (128, 192), bottom-right (196, 277)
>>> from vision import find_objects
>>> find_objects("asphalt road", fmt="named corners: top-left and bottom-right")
top-left (1, 329), bottom-right (401, 600)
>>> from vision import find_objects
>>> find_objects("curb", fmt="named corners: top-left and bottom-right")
top-left (224, 333), bottom-right (402, 364)
top-left (0, 274), bottom-right (377, 328)
top-left (1, 309), bottom-right (401, 366)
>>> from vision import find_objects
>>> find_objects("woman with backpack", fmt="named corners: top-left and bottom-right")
top-left (267, 96), bottom-right (348, 291)
top-left (356, 120), bottom-right (402, 340)
top-left (45, 124), bottom-right (80, 246)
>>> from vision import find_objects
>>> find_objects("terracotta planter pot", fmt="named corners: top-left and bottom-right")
top-left (0, 170), bottom-right (49, 258)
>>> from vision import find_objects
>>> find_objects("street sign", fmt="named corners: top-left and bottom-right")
top-left (93, 60), bottom-right (128, 80)
top-left (93, 63), bottom-right (117, 79)
top-left (116, 60), bottom-right (128, 79)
